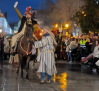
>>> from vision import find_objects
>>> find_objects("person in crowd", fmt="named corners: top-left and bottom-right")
top-left (60, 38), bottom-right (66, 60)
top-left (90, 33), bottom-right (94, 42)
top-left (93, 40), bottom-right (99, 67)
top-left (85, 38), bottom-right (92, 56)
top-left (0, 33), bottom-right (4, 68)
top-left (4, 36), bottom-right (10, 60)
top-left (51, 23), bottom-right (59, 37)
top-left (91, 33), bottom-right (99, 52)
top-left (79, 34), bottom-right (87, 57)
top-left (68, 37), bottom-right (78, 63)
top-left (66, 37), bottom-right (71, 61)
top-left (34, 26), bottom-right (57, 84)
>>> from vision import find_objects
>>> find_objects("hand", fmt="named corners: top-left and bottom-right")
top-left (14, 1), bottom-right (18, 8)
top-left (90, 43), bottom-right (92, 45)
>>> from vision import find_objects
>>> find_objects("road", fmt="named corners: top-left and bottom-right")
top-left (0, 60), bottom-right (99, 91)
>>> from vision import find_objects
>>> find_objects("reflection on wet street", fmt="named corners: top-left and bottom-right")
top-left (53, 62), bottom-right (99, 91)
top-left (53, 73), bottom-right (67, 91)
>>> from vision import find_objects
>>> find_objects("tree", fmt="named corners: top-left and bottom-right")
top-left (37, 0), bottom-right (55, 27)
top-left (72, 0), bottom-right (99, 33)
top-left (38, 0), bottom-right (82, 30)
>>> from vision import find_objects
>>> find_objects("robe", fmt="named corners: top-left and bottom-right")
top-left (34, 35), bottom-right (57, 75)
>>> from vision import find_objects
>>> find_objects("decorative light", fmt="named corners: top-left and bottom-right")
top-left (0, 29), bottom-right (2, 33)
top-left (84, 14), bottom-right (86, 17)
top-left (55, 24), bottom-right (58, 28)
top-left (40, 33), bottom-right (42, 36)
top-left (82, 11), bottom-right (84, 14)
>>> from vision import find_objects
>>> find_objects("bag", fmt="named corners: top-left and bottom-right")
top-left (95, 60), bottom-right (99, 66)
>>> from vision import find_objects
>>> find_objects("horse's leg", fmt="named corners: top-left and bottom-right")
top-left (16, 60), bottom-right (20, 75)
top-left (18, 54), bottom-right (23, 78)
top-left (26, 56), bottom-right (31, 79)
top-left (16, 66), bottom-right (19, 74)
top-left (21, 63), bottom-right (24, 78)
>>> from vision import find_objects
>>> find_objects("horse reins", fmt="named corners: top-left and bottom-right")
top-left (20, 36), bottom-right (33, 55)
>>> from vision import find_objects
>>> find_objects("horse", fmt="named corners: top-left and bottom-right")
top-left (16, 24), bottom-right (35, 79)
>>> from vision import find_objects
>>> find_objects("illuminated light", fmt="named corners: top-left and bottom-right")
top-left (42, 30), bottom-right (43, 32)
top-left (55, 24), bottom-right (58, 28)
top-left (84, 14), bottom-right (86, 16)
top-left (40, 33), bottom-right (42, 36)
top-left (82, 11), bottom-right (84, 14)
top-left (65, 24), bottom-right (69, 28)
top-left (0, 29), bottom-right (2, 33)
top-left (66, 32), bottom-right (68, 36)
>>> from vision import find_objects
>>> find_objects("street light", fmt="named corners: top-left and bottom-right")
top-left (65, 24), bottom-right (69, 29)
top-left (55, 24), bottom-right (58, 28)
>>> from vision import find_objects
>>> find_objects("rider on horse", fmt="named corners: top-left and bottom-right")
top-left (11, 2), bottom-right (40, 54)
top-left (14, 2), bottom-right (41, 40)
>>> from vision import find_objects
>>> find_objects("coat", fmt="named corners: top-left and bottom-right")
top-left (91, 39), bottom-right (98, 52)
top-left (93, 46), bottom-right (99, 58)
top-left (0, 37), bottom-right (4, 53)
top-left (85, 42), bottom-right (92, 55)
top-left (66, 40), bottom-right (71, 52)
top-left (18, 16), bottom-right (37, 33)
top-left (34, 34), bottom-right (57, 75)
top-left (69, 41), bottom-right (78, 50)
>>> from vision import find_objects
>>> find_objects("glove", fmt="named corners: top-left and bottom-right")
top-left (14, 1), bottom-right (18, 8)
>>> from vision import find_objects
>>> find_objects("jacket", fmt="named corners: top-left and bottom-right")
top-left (69, 41), bottom-right (78, 50)
top-left (0, 37), bottom-right (4, 52)
top-left (93, 46), bottom-right (99, 58)
top-left (85, 42), bottom-right (92, 55)
top-left (18, 16), bottom-right (37, 33)
top-left (91, 39), bottom-right (98, 52)
top-left (79, 39), bottom-right (87, 45)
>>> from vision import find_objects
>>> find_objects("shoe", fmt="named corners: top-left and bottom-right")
top-left (40, 80), bottom-right (45, 84)
top-left (46, 80), bottom-right (51, 84)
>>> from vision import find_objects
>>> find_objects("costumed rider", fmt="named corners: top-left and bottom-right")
top-left (14, 2), bottom-right (41, 40)
top-left (34, 26), bottom-right (57, 84)
top-left (11, 2), bottom-right (38, 54)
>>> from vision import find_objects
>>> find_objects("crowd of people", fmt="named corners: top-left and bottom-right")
top-left (55, 33), bottom-right (99, 64)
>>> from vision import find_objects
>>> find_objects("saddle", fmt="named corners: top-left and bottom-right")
top-left (13, 34), bottom-right (23, 52)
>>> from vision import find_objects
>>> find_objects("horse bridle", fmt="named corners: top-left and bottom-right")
top-left (20, 36), bottom-right (33, 55)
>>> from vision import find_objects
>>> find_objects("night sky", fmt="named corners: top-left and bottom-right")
top-left (0, 0), bottom-right (55, 23)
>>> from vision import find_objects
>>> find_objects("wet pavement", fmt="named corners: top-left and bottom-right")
top-left (0, 60), bottom-right (99, 91)
top-left (54, 62), bottom-right (99, 91)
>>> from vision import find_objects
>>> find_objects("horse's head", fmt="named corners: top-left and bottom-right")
top-left (24, 25), bottom-right (34, 43)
